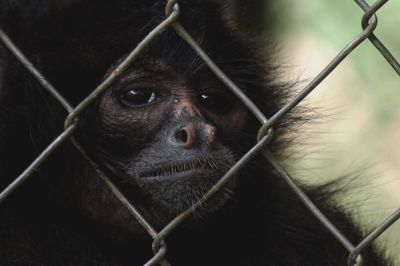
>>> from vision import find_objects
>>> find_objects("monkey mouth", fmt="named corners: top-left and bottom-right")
top-left (128, 156), bottom-right (238, 220)
top-left (139, 158), bottom-right (229, 179)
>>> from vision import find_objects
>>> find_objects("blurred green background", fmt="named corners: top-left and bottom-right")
top-left (263, 0), bottom-right (400, 262)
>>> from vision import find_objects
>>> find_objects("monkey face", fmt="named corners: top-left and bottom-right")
top-left (84, 58), bottom-right (249, 223)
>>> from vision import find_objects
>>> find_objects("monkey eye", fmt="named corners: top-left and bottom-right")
top-left (199, 92), bottom-right (233, 114)
top-left (119, 88), bottom-right (158, 107)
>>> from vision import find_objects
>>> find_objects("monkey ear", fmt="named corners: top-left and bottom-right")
top-left (0, 0), bottom-right (82, 26)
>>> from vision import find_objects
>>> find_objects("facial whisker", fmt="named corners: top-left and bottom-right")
top-left (139, 157), bottom-right (230, 178)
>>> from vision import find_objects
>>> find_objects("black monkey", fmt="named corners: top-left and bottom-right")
top-left (0, 1), bottom-right (391, 265)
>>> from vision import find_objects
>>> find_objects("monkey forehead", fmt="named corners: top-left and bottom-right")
top-left (103, 57), bottom-right (175, 81)
top-left (105, 55), bottom-right (215, 94)
top-left (111, 45), bottom-right (207, 80)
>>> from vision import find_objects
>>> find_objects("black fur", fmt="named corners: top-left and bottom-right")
top-left (0, 1), bottom-right (390, 265)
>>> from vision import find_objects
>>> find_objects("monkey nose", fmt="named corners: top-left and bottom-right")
top-left (171, 123), bottom-right (217, 149)
top-left (173, 124), bottom-right (197, 148)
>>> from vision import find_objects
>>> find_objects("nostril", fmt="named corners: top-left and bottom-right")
top-left (175, 128), bottom-right (189, 144)
top-left (204, 124), bottom-right (216, 144)
top-left (173, 125), bottom-right (196, 147)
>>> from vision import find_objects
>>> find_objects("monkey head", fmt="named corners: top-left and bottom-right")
top-left (3, 0), bottom-right (278, 241)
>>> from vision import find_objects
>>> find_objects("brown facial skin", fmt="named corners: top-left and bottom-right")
top-left (76, 58), bottom-right (249, 237)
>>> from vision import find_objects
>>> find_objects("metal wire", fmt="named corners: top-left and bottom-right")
top-left (0, 0), bottom-right (399, 265)
top-left (64, 5), bottom-right (180, 129)
top-left (0, 124), bottom-right (77, 203)
top-left (0, 29), bottom-right (73, 112)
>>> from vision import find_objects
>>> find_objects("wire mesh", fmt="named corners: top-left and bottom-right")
top-left (0, 0), bottom-right (399, 265)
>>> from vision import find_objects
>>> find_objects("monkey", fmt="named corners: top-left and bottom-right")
top-left (0, 0), bottom-right (392, 265)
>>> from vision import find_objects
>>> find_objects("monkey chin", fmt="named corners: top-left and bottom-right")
top-left (127, 163), bottom-right (237, 228)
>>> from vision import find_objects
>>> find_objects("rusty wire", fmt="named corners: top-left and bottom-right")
top-left (0, 0), bottom-right (399, 265)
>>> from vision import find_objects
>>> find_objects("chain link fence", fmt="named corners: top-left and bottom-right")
top-left (0, 0), bottom-right (399, 265)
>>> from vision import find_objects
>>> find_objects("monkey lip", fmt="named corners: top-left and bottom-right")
top-left (139, 158), bottom-right (228, 179)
